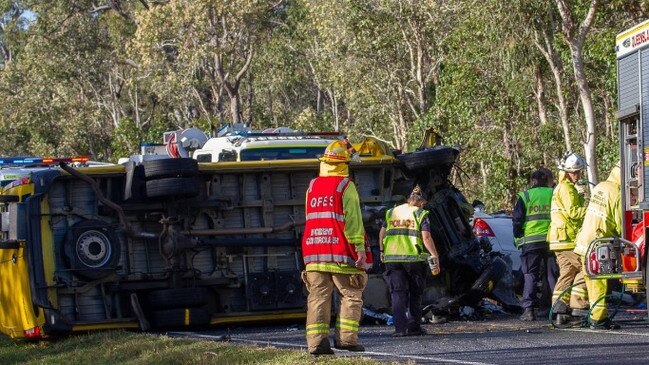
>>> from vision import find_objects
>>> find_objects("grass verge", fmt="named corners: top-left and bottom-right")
top-left (0, 330), bottom-right (392, 365)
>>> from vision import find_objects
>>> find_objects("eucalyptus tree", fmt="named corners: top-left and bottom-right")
top-left (0, 0), bottom-right (25, 68)
top-left (302, 0), bottom-right (458, 150)
top-left (132, 0), bottom-right (284, 130)
top-left (554, 0), bottom-right (601, 184)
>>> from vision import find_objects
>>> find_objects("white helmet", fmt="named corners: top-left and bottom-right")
top-left (558, 152), bottom-right (586, 172)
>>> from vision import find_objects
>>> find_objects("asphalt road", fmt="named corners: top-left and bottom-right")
top-left (169, 310), bottom-right (649, 364)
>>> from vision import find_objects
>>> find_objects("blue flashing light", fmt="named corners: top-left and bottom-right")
top-left (0, 157), bottom-right (43, 166)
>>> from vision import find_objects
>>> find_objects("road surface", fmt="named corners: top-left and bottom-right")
top-left (169, 310), bottom-right (649, 364)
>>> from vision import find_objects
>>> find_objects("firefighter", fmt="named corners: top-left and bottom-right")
top-left (379, 184), bottom-right (440, 337)
top-left (547, 152), bottom-right (589, 323)
top-left (574, 163), bottom-right (622, 330)
top-left (513, 170), bottom-right (554, 321)
top-left (301, 139), bottom-right (368, 355)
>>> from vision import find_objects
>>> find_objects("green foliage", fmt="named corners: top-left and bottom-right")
top-left (0, 1), bottom-right (636, 209)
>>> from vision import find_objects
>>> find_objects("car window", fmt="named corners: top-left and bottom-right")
top-left (240, 147), bottom-right (325, 161)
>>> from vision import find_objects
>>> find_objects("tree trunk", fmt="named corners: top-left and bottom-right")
top-left (327, 88), bottom-right (339, 132)
top-left (603, 96), bottom-right (612, 139)
top-left (246, 71), bottom-right (254, 126)
top-left (480, 160), bottom-right (488, 201)
top-left (229, 91), bottom-right (241, 124)
top-left (533, 64), bottom-right (549, 166)
top-left (571, 43), bottom-right (598, 184)
top-left (555, 0), bottom-right (600, 184)
top-left (534, 29), bottom-right (571, 152)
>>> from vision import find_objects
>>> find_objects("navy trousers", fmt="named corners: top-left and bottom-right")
top-left (521, 244), bottom-right (557, 309)
top-left (383, 262), bottom-right (427, 334)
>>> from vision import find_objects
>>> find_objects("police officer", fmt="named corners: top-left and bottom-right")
top-left (379, 185), bottom-right (440, 337)
top-left (301, 140), bottom-right (368, 355)
top-left (574, 163), bottom-right (622, 330)
top-left (513, 170), bottom-right (554, 320)
top-left (547, 153), bottom-right (589, 322)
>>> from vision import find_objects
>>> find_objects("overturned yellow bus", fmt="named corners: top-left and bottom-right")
top-left (0, 128), bottom-right (509, 339)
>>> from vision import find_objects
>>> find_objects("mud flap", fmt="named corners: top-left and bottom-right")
top-left (130, 293), bottom-right (151, 331)
top-left (42, 308), bottom-right (73, 338)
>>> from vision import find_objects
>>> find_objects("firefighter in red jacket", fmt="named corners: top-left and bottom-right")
top-left (301, 140), bottom-right (368, 355)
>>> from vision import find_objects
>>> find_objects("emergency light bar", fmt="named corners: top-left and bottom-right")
top-left (0, 157), bottom-right (42, 165)
top-left (234, 131), bottom-right (342, 138)
top-left (0, 156), bottom-right (90, 167)
top-left (42, 156), bottom-right (89, 164)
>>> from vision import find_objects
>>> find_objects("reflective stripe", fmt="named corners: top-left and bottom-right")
top-left (526, 213), bottom-right (550, 221)
top-left (184, 309), bottom-right (190, 326)
top-left (515, 234), bottom-right (547, 247)
top-left (384, 228), bottom-right (420, 237)
top-left (383, 254), bottom-right (423, 262)
top-left (336, 318), bottom-right (359, 332)
top-left (336, 178), bottom-right (350, 193)
top-left (307, 179), bottom-right (315, 193)
top-left (572, 287), bottom-right (588, 297)
top-left (306, 211), bottom-right (345, 222)
top-left (306, 322), bottom-right (330, 335)
top-left (549, 241), bottom-right (575, 251)
top-left (585, 206), bottom-right (608, 220)
top-left (552, 292), bottom-right (570, 302)
top-left (303, 254), bottom-right (356, 267)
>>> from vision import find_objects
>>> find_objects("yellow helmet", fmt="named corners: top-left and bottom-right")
top-left (320, 140), bottom-right (351, 163)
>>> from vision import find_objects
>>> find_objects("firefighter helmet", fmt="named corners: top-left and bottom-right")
top-left (320, 140), bottom-right (351, 163)
top-left (558, 152), bottom-right (586, 172)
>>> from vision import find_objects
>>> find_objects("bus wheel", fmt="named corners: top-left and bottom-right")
top-left (142, 158), bottom-right (199, 180)
top-left (64, 220), bottom-right (121, 280)
top-left (145, 177), bottom-right (200, 199)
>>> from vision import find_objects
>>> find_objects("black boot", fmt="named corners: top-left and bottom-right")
top-left (519, 308), bottom-right (536, 321)
top-left (334, 343), bottom-right (365, 352)
top-left (552, 300), bottom-right (569, 315)
top-left (590, 318), bottom-right (620, 330)
top-left (310, 339), bottom-right (334, 356)
top-left (553, 314), bottom-right (572, 326)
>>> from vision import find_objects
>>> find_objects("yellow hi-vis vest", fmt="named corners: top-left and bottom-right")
top-left (382, 203), bottom-right (428, 262)
top-left (515, 187), bottom-right (552, 248)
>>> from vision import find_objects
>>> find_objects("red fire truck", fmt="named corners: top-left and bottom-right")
top-left (585, 21), bottom-right (649, 305)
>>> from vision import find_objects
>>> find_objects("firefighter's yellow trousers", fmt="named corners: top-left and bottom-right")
top-left (302, 271), bottom-right (367, 353)
top-left (581, 260), bottom-right (608, 321)
top-left (552, 250), bottom-right (589, 309)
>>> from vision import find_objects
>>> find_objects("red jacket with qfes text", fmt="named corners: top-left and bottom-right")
top-left (302, 176), bottom-right (358, 267)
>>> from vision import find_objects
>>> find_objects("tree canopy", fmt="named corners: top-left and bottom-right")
top-left (0, 0), bottom-right (640, 209)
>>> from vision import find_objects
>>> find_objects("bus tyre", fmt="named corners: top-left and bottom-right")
top-left (396, 146), bottom-right (459, 171)
top-left (64, 220), bottom-right (121, 280)
top-left (145, 177), bottom-right (200, 198)
top-left (148, 288), bottom-right (209, 310)
top-left (142, 158), bottom-right (199, 180)
top-left (151, 308), bottom-right (211, 329)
